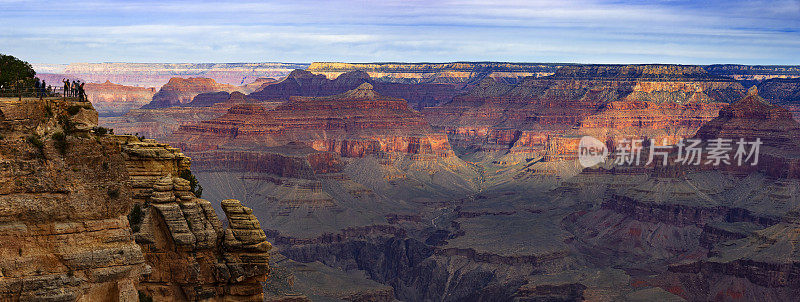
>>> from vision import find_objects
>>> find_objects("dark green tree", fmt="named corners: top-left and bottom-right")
top-left (179, 170), bottom-right (203, 198)
top-left (0, 54), bottom-right (36, 89)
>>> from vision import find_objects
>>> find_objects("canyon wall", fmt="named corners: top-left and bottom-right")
top-left (0, 96), bottom-right (274, 301)
top-left (170, 83), bottom-right (450, 157)
top-left (705, 64), bottom-right (800, 87)
top-left (0, 98), bottom-right (145, 301)
top-left (423, 64), bottom-right (744, 158)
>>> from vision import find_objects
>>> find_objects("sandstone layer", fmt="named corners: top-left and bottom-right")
top-left (118, 137), bottom-right (273, 301)
top-left (0, 96), bottom-right (275, 301)
top-left (0, 97), bottom-right (145, 301)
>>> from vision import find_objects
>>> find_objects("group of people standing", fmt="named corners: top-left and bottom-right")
top-left (33, 78), bottom-right (50, 99)
top-left (62, 78), bottom-right (87, 101)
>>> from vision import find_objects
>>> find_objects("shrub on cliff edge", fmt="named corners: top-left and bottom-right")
top-left (0, 54), bottom-right (35, 89)
top-left (179, 169), bottom-right (203, 198)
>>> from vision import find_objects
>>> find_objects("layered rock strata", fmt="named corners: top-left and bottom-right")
top-left (423, 64), bottom-right (743, 157)
top-left (170, 83), bottom-right (451, 158)
top-left (306, 62), bottom-right (565, 84)
top-left (0, 96), bottom-right (274, 301)
top-left (0, 97), bottom-right (146, 301)
top-left (118, 138), bottom-right (273, 301)
top-left (695, 86), bottom-right (800, 177)
top-left (142, 77), bottom-right (239, 109)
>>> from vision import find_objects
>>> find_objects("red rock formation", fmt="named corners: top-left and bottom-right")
top-left (578, 99), bottom-right (727, 144)
top-left (694, 86), bottom-right (800, 177)
top-left (169, 83), bottom-right (450, 158)
top-left (423, 64), bottom-right (745, 155)
top-left (84, 80), bottom-right (156, 116)
top-left (142, 77), bottom-right (238, 109)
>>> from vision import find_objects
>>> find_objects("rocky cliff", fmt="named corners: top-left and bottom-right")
top-left (0, 96), bottom-right (274, 301)
top-left (117, 136), bottom-right (274, 301)
top-left (757, 78), bottom-right (800, 120)
top-left (694, 86), bottom-right (800, 178)
top-left (0, 97), bottom-right (145, 301)
top-left (550, 89), bottom-right (800, 301)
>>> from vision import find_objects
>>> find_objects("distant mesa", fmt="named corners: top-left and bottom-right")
top-left (141, 77), bottom-right (238, 109)
top-left (248, 69), bottom-right (461, 109)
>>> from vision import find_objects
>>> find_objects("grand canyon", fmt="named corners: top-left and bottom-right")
top-left (1, 58), bottom-right (797, 301)
top-left (4, 1), bottom-right (800, 301)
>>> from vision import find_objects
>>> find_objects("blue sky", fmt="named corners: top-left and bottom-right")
top-left (1, 0), bottom-right (798, 64)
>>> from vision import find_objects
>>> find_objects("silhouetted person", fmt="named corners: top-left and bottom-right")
top-left (72, 81), bottom-right (78, 98)
top-left (78, 82), bottom-right (86, 101)
top-left (62, 79), bottom-right (70, 98)
top-left (40, 80), bottom-right (46, 99)
top-left (34, 78), bottom-right (40, 97)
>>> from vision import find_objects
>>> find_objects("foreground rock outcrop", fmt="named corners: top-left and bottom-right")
top-left (0, 97), bottom-right (145, 301)
top-left (0, 96), bottom-right (274, 301)
top-left (119, 137), bottom-right (273, 301)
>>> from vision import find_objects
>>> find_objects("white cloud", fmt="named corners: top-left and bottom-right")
top-left (0, 0), bottom-right (797, 64)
